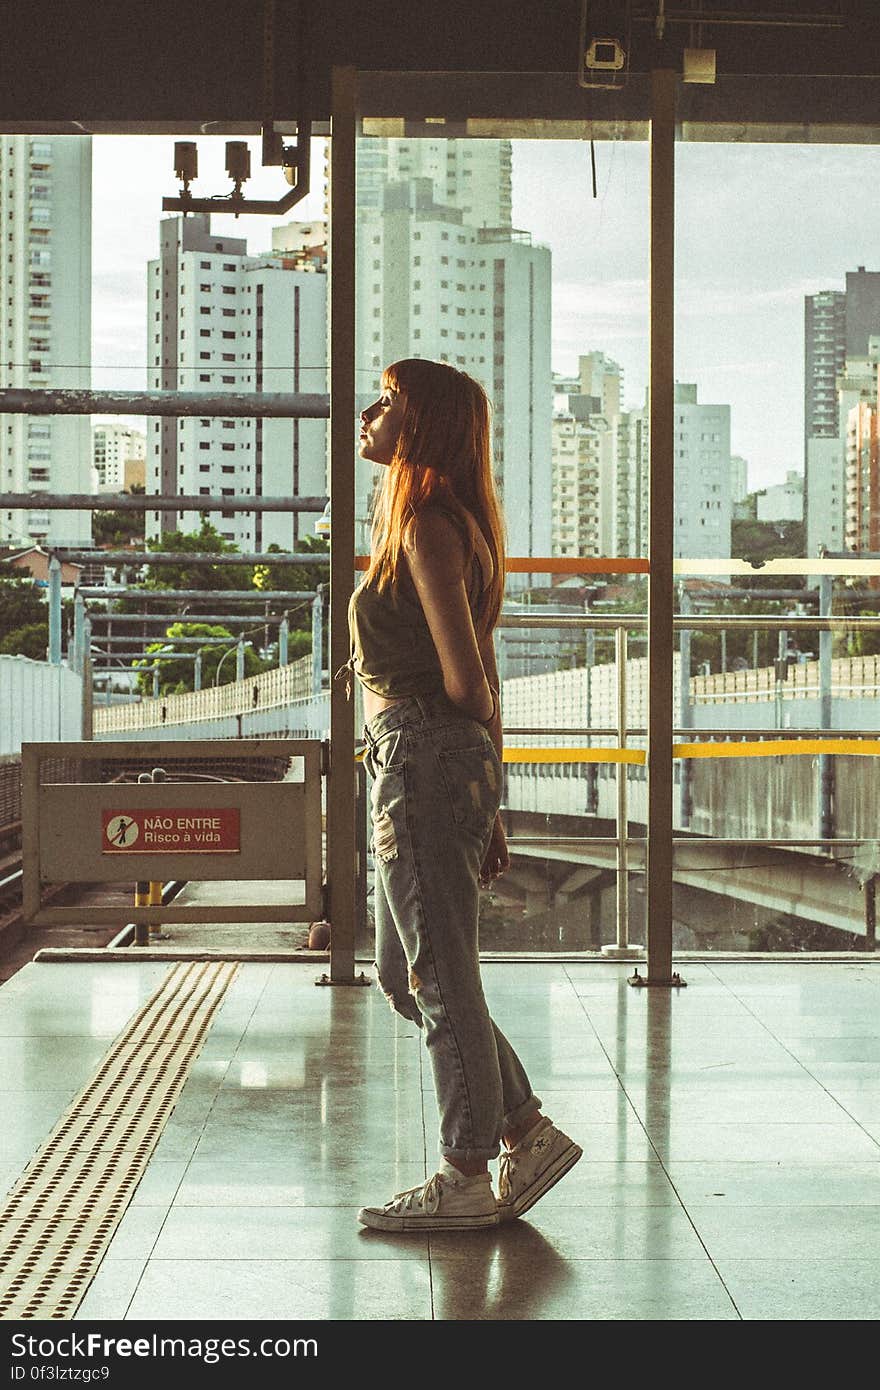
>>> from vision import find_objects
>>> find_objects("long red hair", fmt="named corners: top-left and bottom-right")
top-left (364, 359), bottom-right (506, 637)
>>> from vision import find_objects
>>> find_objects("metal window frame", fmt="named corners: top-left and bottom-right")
top-left (341, 66), bottom-right (681, 983)
top-left (9, 71), bottom-right (876, 980)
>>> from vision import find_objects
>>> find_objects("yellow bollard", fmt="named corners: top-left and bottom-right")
top-left (148, 880), bottom-right (164, 939)
top-left (134, 881), bottom-right (149, 946)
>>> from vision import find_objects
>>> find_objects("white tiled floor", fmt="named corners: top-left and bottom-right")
top-left (2, 957), bottom-right (880, 1320)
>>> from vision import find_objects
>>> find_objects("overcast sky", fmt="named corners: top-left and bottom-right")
top-left (92, 134), bottom-right (880, 491)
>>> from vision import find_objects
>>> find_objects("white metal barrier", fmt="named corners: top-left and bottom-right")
top-left (21, 738), bottom-right (325, 930)
top-left (0, 657), bottom-right (83, 754)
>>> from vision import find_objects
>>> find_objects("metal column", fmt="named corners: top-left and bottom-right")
top-left (636, 69), bottom-right (684, 989)
top-left (818, 574), bottom-right (834, 841)
top-left (584, 625), bottom-right (597, 815)
top-left (679, 589), bottom-right (693, 829)
top-left (48, 555), bottom-right (62, 665)
top-left (311, 586), bottom-right (324, 696)
top-left (81, 652), bottom-right (93, 740)
top-left (324, 66), bottom-right (366, 987)
top-left (72, 590), bottom-right (86, 674)
top-left (604, 627), bottom-right (641, 959)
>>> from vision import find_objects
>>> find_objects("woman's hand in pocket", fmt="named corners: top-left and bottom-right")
top-left (480, 814), bottom-right (510, 888)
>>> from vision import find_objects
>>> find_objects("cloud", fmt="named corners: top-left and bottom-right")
top-left (709, 360), bottom-right (786, 375)
top-left (676, 279), bottom-right (827, 318)
top-left (93, 267), bottom-right (146, 297)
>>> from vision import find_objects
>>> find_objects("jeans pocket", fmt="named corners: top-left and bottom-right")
top-left (370, 767), bottom-right (404, 862)
top-left (437, 744), bottom-right (502, 837)
top-left (370, 726), bottom-right (406, 773)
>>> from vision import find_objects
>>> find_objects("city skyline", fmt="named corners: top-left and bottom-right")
top-left (87, 133), bottom-right (880, 495)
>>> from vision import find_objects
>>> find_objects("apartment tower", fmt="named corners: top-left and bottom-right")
top-left (147, 214), bottom-right (327, 550)
top-left (0, 135), bottom-right (92, 547)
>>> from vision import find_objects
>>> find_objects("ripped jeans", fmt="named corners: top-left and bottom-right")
top-left (363, 693), bottom-right (540, 1164)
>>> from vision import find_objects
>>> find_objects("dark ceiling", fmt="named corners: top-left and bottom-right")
top-left (1, 1), bottom-right (878, 126)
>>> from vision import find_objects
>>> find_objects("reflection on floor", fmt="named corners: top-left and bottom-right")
top-left (2, 958), bottom-right (880, 1321)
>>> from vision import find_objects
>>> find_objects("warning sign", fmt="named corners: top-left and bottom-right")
top-left (102, 809), bottom-right (240, 854)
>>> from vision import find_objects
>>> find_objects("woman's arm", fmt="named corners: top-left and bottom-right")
top-left (403, 510), bottom-right (494, 723)
top-left (405, 509), bottom-right (509, 885)
top-left (477, 627), bottom-right (502, 761)
top-left (477, 625), bottom-right (509, 885)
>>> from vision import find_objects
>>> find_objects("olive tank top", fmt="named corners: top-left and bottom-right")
top-left (346, 509), bottom-right (487, 700)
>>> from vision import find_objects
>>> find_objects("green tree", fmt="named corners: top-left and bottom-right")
top-left (0, 561), bottom-right (47, 641)
top-left (138, 518), bottom-right (249, 593)
top-left (132, 622), bottom-right (279, 696)
top-left (0, 621), bottom-right (49, 659)
top-left (253, 536), bottom-right (328, 663)
top-left (252, 534), bottom-right (329, 597)
top-left (93, 483), bottom-right (146, 549)
top-left (93, 511), bottom-right (145, 548)
top-left (731, 516), bottom-right (805, 589)
top-left (104, 523), bottom-right (325, 653)
top-left (835, 581), bottom-right (880, 658)
top-left (104, 521), bottom-right (254, 645)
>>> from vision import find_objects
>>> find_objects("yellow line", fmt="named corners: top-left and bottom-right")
top-left (357, 747), bottom-right (643, 765)
top-left (674, 738), bottom-right (880, 759)
top-left (503, 748), bottom-right (645, 765)
top-left (358, 739), bottom-right (880, 767)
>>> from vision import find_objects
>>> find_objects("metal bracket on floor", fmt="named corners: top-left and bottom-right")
top-left (315, 971), bottom-right (372, 987)
top-left (628, 969), bottom-right (687, 988)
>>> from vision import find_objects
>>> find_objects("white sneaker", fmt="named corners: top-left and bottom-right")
top-left (497, 1117), bottom-right (582, 1220)
top-left (357, 1166), bottom-right (499, 1232)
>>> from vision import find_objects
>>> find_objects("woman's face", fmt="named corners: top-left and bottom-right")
top-left (359, 386), bottom-right (406, 466)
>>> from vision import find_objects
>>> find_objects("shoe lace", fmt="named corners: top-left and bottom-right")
top-left (498, 1124), bottom-right (552, 1201)
top-left (385, 1172), bottom-right (443, 1216)
top-left (498, 1150), bottom-right (515, 1201)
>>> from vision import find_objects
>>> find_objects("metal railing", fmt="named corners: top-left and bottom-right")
top-left (496, 609), bottom-right (880, 956)
top-left (93, 654), bottom-right (316, 734)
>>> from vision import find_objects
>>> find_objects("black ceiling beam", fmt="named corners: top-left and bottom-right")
top-left (1, 2), bottom-right (878, 126)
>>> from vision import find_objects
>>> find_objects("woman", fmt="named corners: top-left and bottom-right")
top-left (348, 359), bottom-right (581, 1231)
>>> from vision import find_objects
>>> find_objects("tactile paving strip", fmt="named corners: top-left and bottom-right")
top-left (0, 960), bottom-right (238, 1320)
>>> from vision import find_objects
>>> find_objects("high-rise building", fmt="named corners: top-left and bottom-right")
top-left (845, 267), bottom-right (880, 357)
top-left (807, 336), bottom-right (880, 557)
top-left (551, 412), bottom-right (603, 558)
top-left (92, 424), bottom-right (146, 493)
top-left (0, 135), bottom-right (92, 547)
top-left (357, 138), bottom-right (513, 229)
top-left (673, 383), bottom-right (732, 559)
top-left (806, 436), bottom-right (845, 554)
top-left (805, 269), bottom-right (880, 556)
top-left (606, 384), bottom-right (731, 562)
top-left (804, 290), bottom-right (846, 556)
top-left (730, 455), bottom-right (749, 504)
top-left (844, 348), bottom-right (880, 554)
top-left (484, 228), bottom-right (552, 563)
top-left (355, 176), bottom-right (552, 561)
top-left (805, 290), bottom-right (846, 443)
top-left (146, 214), bottom-right (327, 551)
top-left (550, 375), bottom-right (622, 559)
top-left (612, 406), bottom-right (649, 558)
top-left (577, 352), bottom-right (622, 423)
